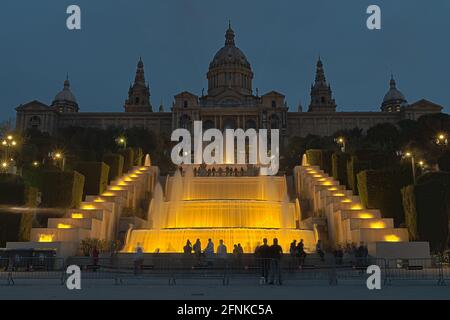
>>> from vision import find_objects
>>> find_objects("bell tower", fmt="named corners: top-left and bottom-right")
top-left (124, 58), bottom-right (153, 112)
top-left (308, 57), bottom-right (336, 112)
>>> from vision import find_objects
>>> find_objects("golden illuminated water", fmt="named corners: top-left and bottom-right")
top-left (123, 168), bottom-right (315, 253)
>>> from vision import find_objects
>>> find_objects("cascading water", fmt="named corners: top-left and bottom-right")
top-left (144, 154), bottom-right (151, 167)
top-left (169, 169), bottom-right (183, 201)
top-left (183, 165), bottom-right (194, 200)
top-left (148, 183), bottom-right (164, 229)
top-left (301, 154), bottom-right (309, 166)
top-left (126, 165), bottom-right (317, 253)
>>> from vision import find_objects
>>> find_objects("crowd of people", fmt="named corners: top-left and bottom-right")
top-left (131, 239), bottom-right (371, 279)
top-left (179, 164), bottom-right (260, 177)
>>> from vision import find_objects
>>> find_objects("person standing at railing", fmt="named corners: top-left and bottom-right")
top-left (184, 240), bottom-right (193, 254)
top-left (268, 238), bottom-right (283, 285)
top-left (217, 240), bottom-right (227, 259)
top-left (204, 239), bottom-right (215, 266)
top-left (296, 239), bottom-right (307, 266)
top-left (217, 240), bottom-right (228, 270)
top-left (316, 240), bottom-right (325, 262)
top-left (133, 243), bottom-right (144, 275)
top-left (289, 240), bottom-right (297, 270)
top-left (257, 238), bottom-right (270, 284)
top-left (193, 239), bottom-right (202, 262)
top-left (92, 246), bottom-right (99, 271)
top-left (333, 245), bottom-right (344, 265)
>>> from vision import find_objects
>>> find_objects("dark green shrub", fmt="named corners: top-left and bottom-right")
top-left (357, 168), bottom-right (413, 226)
top-left (306, 149), bottom-right (333, 174)
top-left (0, 210), bottom-right (34, 247)
top-left (40, 171), bottom-right (85, 208)
top-left (332, 153), bottom-right (350, 187)
top-left (74, 162), bottom-right (110, 197)
top-left (438, 150), bottom-right (450, 172)
top-left (402, 173), bottom-right (450, 251)
top-left (347, 156), bottom-right (371, 195)
top-left (102, 153), bottom-right (124, 182)
top-left (0, 174), bottom-right (38, 246)
top-left (119, 148), bottom-right (134, 173)
top-left (133, 147), bottom-right (143, 166)
top-left (0, 174), bottom-right (39, 206)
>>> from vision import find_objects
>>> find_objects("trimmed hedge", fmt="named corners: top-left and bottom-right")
top-left (119, 148), bottom-right (134, 173)
top-left (133, 147), bottom-right (143, 166)
top-left (402, 173), bottom-right (450, 251)
top-left (306, 149), bottom-right (333, 174)
top-left (40, 171), bottom-right (85, 208)
top-left (102, 153), bottom-right (124, 182)
top-left (74, 162), bottom-right (110, 197)
top-left (347, 156), bottom-right (371, 195)
top-left (0, 210), bottom-right (34, 247)
top-left (332, 153), bottom-right (350, 188)
top-left (0, 174), bottom-right (36, 206)
top-left (357, 168), bottom-right (413, 226)
top-left (438, 150), bottom-right (450, 172)
top-left (346, 151), bottom-right (396, 195)
top-left (0, 174), bottom-right (38, 246)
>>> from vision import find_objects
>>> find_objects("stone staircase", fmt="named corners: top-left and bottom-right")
top-left (293, 164), bottom-right (429, 258)
top-left (7, 165), bottom-right (159, 257)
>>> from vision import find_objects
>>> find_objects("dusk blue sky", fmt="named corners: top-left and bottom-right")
top-left (1, 0), bottom-right (449, 123)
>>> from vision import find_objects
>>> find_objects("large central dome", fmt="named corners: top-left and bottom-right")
top-left (206, 24), bottom-right (254, 98)
top-left (209, 26), bottom-right (251, 70)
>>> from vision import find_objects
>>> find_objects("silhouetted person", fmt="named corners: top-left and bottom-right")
top-left (258, 238), bottom-right (270, 283)
top-left (333, 245), bottom-right (344, 265)
top-left (92, 246), bottom-right (99, 271)
top-left (184, 240), bottom-right (193, 254)
top-left (269, 238), bottom-right (283, 285)
top-left (217, 240), bottom-right (227, 259)
top-left (237, 243), bottom-right (244, 255)
top-left (204, 239), bottom-right (214, 266)
top-left (316, 240), bottom-right (325, 262)
top-left (356, 242), bottom-right (368, 267)
top-left (289, 240), bottom-right (297, 257)
top-left (193, 239), bottom-right (202, 260)
top-left (296, 239), bottom-right (306, 265)
top-left (133, 243), bottom-right (144, 275)
top-left (289, 240), bottom-right (297, 270)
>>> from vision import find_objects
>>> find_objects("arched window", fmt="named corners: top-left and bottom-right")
top-left (272, 100), bottom-right (277, 108)
top-left (183, 100), bottom-right (188, 108)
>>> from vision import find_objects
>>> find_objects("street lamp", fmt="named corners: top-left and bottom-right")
top-left (335, 136), bottom-right (346, 153)
top-left (436, 132), bottom-right (448, 146)
top-left (51, 150), bottom-right (65, 171)
top-left (116, 136), bottom-right (127, 149)
top-left (1, 134), bottom-right (17, 170)
top-left (404, 151), bottom-right (417, 184)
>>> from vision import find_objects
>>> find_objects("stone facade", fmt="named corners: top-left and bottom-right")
top-left (15, 25), bottom-right (443, 140)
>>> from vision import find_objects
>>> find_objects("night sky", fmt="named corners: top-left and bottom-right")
top-left (1, 0), bottom-right (449, 123)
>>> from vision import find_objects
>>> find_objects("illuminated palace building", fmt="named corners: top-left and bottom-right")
top-left (8, 24), bottom-right (441, 257)
top-left (15, 24), bottom-right (442, 141)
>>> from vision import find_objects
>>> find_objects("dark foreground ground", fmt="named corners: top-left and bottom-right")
top-left (0, 279), bottom-right (449, 300)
